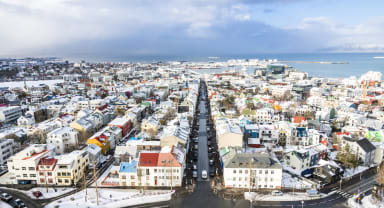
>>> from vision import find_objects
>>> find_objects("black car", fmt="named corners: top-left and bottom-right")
top-left (207, 141), bottom-right (211, 146)
top-left (193, 152), bottom-right (198, 161)
top-left (209, 159), bottom-right (214, 166)
top-left (209, 169), bottom-right (216, 177)
top-left (14, 198), bottom-right (26, 208)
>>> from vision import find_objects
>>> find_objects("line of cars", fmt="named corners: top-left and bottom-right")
top-left (0, 191), bottom-right (27, 208)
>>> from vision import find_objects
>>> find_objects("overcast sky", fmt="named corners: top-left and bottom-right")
top-left (1, 0), bottom-right (384, 58)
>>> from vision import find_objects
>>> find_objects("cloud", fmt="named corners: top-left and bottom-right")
top-left (1, 0), bottom-right (384, 58)
top-left (295, 16), bottom-right (384, 52)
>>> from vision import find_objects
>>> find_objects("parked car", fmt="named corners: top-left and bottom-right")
top-left (193, 165), bottom-right (197, 170)
top-left (271, 190), bottom-right (283, 196)
top-left (32, 191), bottom-right (42, 198)
top-left (14, 198), bottom-right (26, 208)
top-left (192, 171), bottom-right (198, 178)
top-left (193, 151), bottom-right (198, 160)
top-left (194, 144), bottom-right (198, 150)
top-left (209, 169), bottom-right (215, 177)
top-left (202, 170), bottom-right (208, 179)
top-left (0, 192), bottom-right (12, 202)
top-left (209, 159), bottom-right (214, 166)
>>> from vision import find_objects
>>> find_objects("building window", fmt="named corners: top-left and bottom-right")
top-left (48, 179), bottom-right (53, 183)
top-left (30, 174), bottom-right (36, 177)
top-left (245, 170), bottom-right (248, 174)
top-left (39, 172), bottom-right (44, 176)
top-left (239, 170), bottom-right (242, 174)
top-left (23, 174), bottom-right (27, 177)
top-left (265, 170), bottom-right (268, 174)
top-left (48, 172), bottom-right (52, 176)
top-left (65, 179), bottom-right (69, 183)
top-left (271, 170), bottom-right (274, 174)
top-left (58, 179), bottom-right (62, 183)
top-left (233, 170), bottom-right (236, 174)
top-left (40, 178), bottom-right (45, 183)
top-left (259, 170), bottom-right (262, 174)
top-left (29, 167), bottom-right (35, 171)
top-left (57, 172), bottom-right (61, 176)
top-left (233, 177), bottom-right (236, 181)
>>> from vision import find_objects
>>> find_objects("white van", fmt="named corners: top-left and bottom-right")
top-left (202, 170), bottom-right (208, 179)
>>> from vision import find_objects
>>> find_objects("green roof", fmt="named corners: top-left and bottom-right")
top-left (241, 108), bottom-right (256, 115)
top-left (365, 131), bottom-right (383, 142)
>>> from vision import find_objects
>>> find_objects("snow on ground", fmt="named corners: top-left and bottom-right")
top-left (282, 172), bottom-right (312, 189)
top-left (343, 166), bottom-right (369, 178)
top-left (93, 164), bottom-right (117, 187)
top-left (24, 187), bottom-right (74, 199)
top-left (0, 79), bottom-right (63, 89)
top-left (0, 201), bottom-right (12, 208)
top-left (282, 164), bottom-right (302, 177)
top-left (244, 191), bottom-right (324, 201)
top-left (347, 194), bottom-right (384, 208)
top-left (45, 188), bottom-right (173, 208)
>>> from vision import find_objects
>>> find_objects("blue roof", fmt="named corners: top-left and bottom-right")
top-left (119, 160), bottom-right (137, 173)
top-left (129, 137), bottom-right (142, 141)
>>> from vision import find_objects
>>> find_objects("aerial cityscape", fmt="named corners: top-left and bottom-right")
top-left (0, 1), bottom-right (384, 208)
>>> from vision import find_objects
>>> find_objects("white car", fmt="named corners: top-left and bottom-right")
top-left (271, 190), bottom-right (283, 196)
top-left (202, 170), bottom-right (208, 179)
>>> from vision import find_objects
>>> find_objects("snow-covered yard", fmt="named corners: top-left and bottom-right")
top-left (244, 191), bottom-right (324, 201)
top-left (282, 172), bottom-right (312, 189)
top-left (343, 166), bottom-right (369, 178)
top-left (0, 201), bottom-right (12, 208)
top-left (348, 194), bottom-right (384, 208)
top-left (0, 79), bottom-right (63, 89)
top-left (24, 187), bottom-right (74, 199)
top-left (45, 188), bottom-right (173, 208)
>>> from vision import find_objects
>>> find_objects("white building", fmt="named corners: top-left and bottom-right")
top-left (7, 144), bottom-right (53, 184)
top-left (55, 150), bottom-right (89, 186)
top-left (136, 146), bottom-right (185, 187)
top-left (0, 106), bottom-right (22, 123)
top-left (223, 151), bottom-right (282, 189)
top-left (0, 139), bottom-right (18, 164)
top-left (47, 127), bottom-right (79, 155)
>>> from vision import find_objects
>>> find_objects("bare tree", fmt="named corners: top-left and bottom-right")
top-left (377, 162), bottom-right (384, 198)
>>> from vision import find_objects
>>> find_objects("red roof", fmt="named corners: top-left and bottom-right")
top-left (38, 157), bottom-right (57, 166)
top-left (336, 132), bottom-right (349, 135)
top-left (292, 116), bottom-right (306, 124)
top-left (37, 157), bottom-right (58, 171)
top-left (97, 104), bottom-right (108, 111)
top-left (139, 153), bottom-right (159, 167)
top-left (22, 149), bottom-right (49, 160)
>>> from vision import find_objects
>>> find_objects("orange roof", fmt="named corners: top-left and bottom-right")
top-left (22, 149), bottom-right (49, 160)
top-left (292, 116), bottom-right (306, 124)
top-left (157, 153), bottom-right (181, 167)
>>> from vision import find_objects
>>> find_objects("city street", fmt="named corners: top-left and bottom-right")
top-left (197, 100), bottom-right (209, 181)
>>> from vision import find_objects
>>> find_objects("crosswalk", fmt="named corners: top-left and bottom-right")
top-left (335, 190), bottom-right (353, 198)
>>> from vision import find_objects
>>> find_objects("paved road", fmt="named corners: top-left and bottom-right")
top-left (197, 100), bottom-right (209, 181)
top-left (0, 187), bottom-right (41, 208)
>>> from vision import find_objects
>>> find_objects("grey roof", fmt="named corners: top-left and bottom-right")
top-left (356, 138), bottom-right (376, 153)
top-left (225, 152), bottom-right (282, 169)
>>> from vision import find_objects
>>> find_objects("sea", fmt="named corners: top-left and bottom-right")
top-left (78, 53), bottom-right (384, 78)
